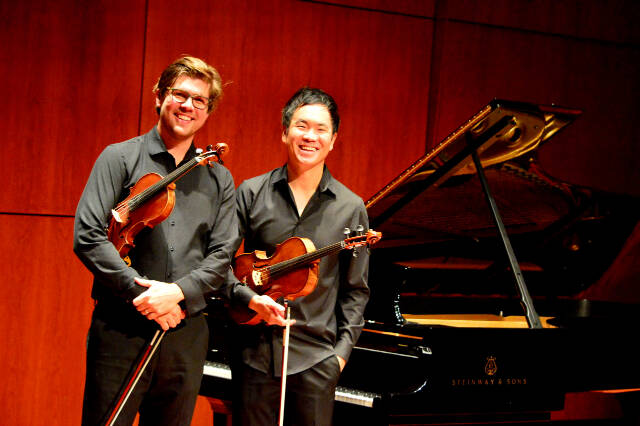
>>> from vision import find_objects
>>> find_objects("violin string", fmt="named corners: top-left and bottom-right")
top-left (115, 150), bottom-right (219, 214)
top-left (265, 240), bottom-right (364, 280)
top-left (122, 155), bottom-right (205, 211)
top-left (268, 242), bottom-right (343, 276)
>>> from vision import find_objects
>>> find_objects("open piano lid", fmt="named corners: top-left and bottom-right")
top-left (343, 100), bottom-right (640, 420)
top-left (366, 99), bottom-right (582, 249)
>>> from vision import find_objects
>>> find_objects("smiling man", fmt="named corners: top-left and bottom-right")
top-left (73, 56), bottom-right (283, 425)
top-left (229, 88), bottom-right (371, 425)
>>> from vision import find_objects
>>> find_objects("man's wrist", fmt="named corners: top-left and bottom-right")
top-left (171, 282), bottom-right (186, 302)
top-left (248, 295), bottom-right (260, 310)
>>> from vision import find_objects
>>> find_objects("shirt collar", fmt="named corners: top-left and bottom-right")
top-left (274, 164), bottom-right (337, 197)
top-left (145, 126), bottom-right (198, 162)
top-left (146, 126), bottom-right (167, 156)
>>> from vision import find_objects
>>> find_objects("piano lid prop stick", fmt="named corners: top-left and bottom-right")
top-left (278, 301), bottom-right (291, 426)
top-left (104, 329), bottom-right (166, 426)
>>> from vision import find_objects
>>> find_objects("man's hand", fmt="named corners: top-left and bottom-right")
top-left (336, 355), bottom-right (346, 372)
top-left (153, 305), bottom-right (186, 331)
top-left (133, 277), bottom-right (185, 319)
top-left (248, 295), bottom-right (295, 327)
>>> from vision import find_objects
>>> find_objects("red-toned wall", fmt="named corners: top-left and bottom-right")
top-left (0, 0), bottom-right (637, 424)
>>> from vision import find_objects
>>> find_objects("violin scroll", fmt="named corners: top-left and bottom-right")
top-left (343, 229), bottom-right (382, 250)
top-left (201, 142), bottom-right (229, 166)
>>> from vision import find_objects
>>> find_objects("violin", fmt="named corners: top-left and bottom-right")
top-left (231, 227), bottom-right (382, 325)
top-left (107, 143), bottom-right (228, 265)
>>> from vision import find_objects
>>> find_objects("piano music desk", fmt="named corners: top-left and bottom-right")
top-left (403, 313), bottom-right (557, 328)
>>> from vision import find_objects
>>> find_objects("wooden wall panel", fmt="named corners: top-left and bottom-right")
top-left (310, 0), bottom-right (435, 17)
top-left (440, 0), bottom-right (640, 45)
top-left (0, 0), bottom-right (146, 216)
top-left (0, 216), bottom-right (93, 425)
top-left (141, 0), bottom-right (433, 201)
top-left (427, 20), bottom-right (640, 196)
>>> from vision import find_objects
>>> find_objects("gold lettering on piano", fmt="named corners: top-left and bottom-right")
top-left (450, 356), bottom-right (527, 388)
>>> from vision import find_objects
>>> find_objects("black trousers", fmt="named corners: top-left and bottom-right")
top-left (232, 355), bottom-right (341, 426)
top-left (81, 305), bottom-right (208, 426)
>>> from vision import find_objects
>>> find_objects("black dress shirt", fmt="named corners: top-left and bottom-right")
top-left (73, 126), bottom-right (238, 316)
top-left (232, 165), bottom-right (370, 376)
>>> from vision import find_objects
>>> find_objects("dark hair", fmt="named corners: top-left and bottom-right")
top-left (153, 56), bottom-right (222, 113)
top-left (282, 87), bottom-right (340, 134)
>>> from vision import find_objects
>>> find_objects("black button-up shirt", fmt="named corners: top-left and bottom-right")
top-left (73, 126), bottom-right (238, 316)
top-left (232, 165), bottom-right (370, 376)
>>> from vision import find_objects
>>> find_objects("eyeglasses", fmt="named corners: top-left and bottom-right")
top-left (168, 88), bottom-right (211, 110)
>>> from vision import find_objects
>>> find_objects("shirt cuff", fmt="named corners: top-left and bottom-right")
top-left (124, 283), bottom-right (146, 303)
top-left (334, 338), bottom-right (354, 363)
top-left (233, 283), bottom-right (258, 307)
top-left (175, 276), bottom-right (206, 316)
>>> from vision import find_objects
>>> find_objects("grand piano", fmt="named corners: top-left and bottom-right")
top-left (201, 99), bottom-right (640, 424)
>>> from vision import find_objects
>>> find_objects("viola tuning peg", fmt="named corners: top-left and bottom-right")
top-left (343, 227), bottom-right (351, 236)
top-left (195, 148), bottom-right (203, 155)
top-left (206, 144), bottom-right (213, 151)
top-left (356, 225), bottom-right (364, 235)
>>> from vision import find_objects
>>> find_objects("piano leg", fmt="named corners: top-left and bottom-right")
top-left (616, 391), bottom-right (640, 425)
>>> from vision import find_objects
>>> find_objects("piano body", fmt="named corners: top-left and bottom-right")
top-left (201, 100), bottom-right (640, 424)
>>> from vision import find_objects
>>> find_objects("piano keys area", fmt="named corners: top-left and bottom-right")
top-left (201, 100), bottom-right (640, 425)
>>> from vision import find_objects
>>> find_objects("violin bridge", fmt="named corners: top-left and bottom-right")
top-left (111, 208), bottom-right (123, 223)
top-left (252, 270), bottom-right (263, 286)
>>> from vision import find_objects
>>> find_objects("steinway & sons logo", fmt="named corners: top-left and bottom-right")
top-left (485, 355), bottom-right (497, 375)
top-left (451, 356), bottom-right (527, 387)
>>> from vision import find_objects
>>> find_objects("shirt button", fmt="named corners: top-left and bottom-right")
top-left (169, 246), bottom-right (174, 252)
top-left (170, 220), bottom-right (175, 226)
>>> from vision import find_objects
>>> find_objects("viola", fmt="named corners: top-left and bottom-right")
top-left (101, 143), bottom-right (228, 426)
top-left (107, 143), bottom-right (228, 265)
top-left (231, 227), bottom-right (382, 325)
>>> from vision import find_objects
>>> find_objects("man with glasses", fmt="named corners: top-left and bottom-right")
top-left (74, 56), bottom-right (286, 425)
